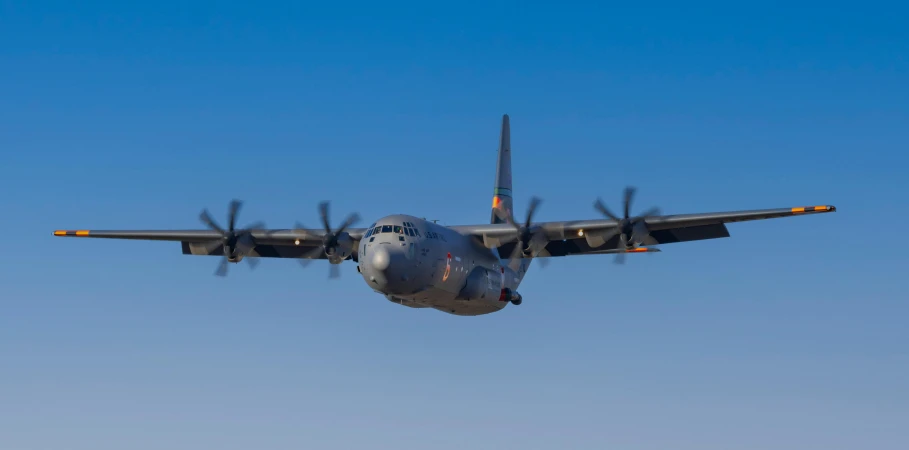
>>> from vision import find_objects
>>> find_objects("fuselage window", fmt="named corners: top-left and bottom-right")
top-left (414, 229), bottom-right (421, 237)
top-left (399, 236), bottom-right (405, 242)
top-left (369, 237), bottom-right (375, 242)
top-left (381, 225), bottom-right (393, 233)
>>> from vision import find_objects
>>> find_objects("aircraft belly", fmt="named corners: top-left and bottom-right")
top-left (431, 301), bottom-right (504, 316)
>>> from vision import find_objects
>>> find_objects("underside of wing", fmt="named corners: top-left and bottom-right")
top-left (459, 203), bottom-right (836, 259)
top-left (53, 200), bottom-right (367, 262)
top-left (180, 241), bottom-right (336, 259)
top-left (496, 222), bottom-right (731, 258)
top-left (53, 228), bottom-right (365, 263)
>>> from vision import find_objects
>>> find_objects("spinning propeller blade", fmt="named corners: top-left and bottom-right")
top-left (593, 187), bottom-right (661, 264)
top-left (199, 200), bottom-right (265, 276)
top-left (295, 201), bottom-right (360, 279)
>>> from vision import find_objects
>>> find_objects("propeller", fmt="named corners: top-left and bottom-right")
top-left (497, 196), bottom-right (550, 270)
top-left (296, 201), bottom-right (360, 279)
top-left (593, 186), bottom-right (660, 264)
top-left (199, 199), bottom-right (266, 276)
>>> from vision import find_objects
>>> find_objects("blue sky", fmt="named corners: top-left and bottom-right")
top-left (1, 2), bottom-right (907, 449)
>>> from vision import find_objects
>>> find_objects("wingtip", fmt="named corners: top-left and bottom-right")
top-left (790, 205), bottom-right (836, 214)
top-left (53, 230), bottom-right (90, 237)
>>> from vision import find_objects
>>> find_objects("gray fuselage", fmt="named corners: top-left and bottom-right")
top-left (357, 214), bottom-right (525, 316)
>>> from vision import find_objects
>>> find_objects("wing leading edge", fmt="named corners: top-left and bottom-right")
top-left (52, 228), bottom-right (368, 244)
top-left (53, 205), bottom-right (835, 259)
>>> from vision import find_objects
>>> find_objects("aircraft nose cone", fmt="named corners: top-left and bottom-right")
top-left (366, 245), bottom-right (413, 295)
top-left (371, 246), bottom-right (391, 271)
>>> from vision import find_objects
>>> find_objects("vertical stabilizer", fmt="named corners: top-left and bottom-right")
top-left (490, 114), bottom-right (513, 224)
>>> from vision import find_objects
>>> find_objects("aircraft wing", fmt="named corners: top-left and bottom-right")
top-left (453, 205), bottom-right (836, 258)
top-left (52, 228), bottom-right (369, 259)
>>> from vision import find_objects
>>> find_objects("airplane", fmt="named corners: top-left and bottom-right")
top-left (53, 115), bottom-right (836, 316)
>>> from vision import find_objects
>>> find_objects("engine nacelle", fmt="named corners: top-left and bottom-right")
top-left (327, 233), bottom-right (354, 264)
top-left (630, 221), bottom-right (651, 247)
top-left (456, 267), bottom-right (501, 301)
top-left (226, 232), bottom-right (257, 262)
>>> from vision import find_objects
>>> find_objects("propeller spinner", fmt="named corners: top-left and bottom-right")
top-left (199, 199), bottom-right (265, 276)
top-left (593, 187), bottom-right (661, 264)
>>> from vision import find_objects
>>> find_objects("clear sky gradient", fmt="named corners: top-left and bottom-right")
top-left (1, 2), bottom-right (907, 449)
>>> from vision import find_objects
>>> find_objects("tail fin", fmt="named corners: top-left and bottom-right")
top-left (490, 114), bottom-right (513, 224)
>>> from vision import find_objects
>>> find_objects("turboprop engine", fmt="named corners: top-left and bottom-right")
top-left (294, 201), bottom-right (361, 279)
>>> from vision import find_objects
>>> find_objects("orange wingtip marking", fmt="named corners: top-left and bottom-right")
top-left (75, 230), bottom-right (90, 236)
top-left (815, 205), bottom-right (829, 210)
top-left (792, 207), bottom-right (806, 213)
top-left (53, 230), bottom-right (67, 236)
top-left (627, 248), bottom-right (649, 253)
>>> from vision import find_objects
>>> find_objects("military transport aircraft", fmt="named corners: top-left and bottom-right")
top-left (54, 115), bottom-right (835, 316)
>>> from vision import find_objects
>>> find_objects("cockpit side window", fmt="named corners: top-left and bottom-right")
top-left (393, 225), bottom-right (402, 234)
top-left (381, 225), bottom-right (392, 233)
top-left (406, 228), bottom-right (414, 237)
